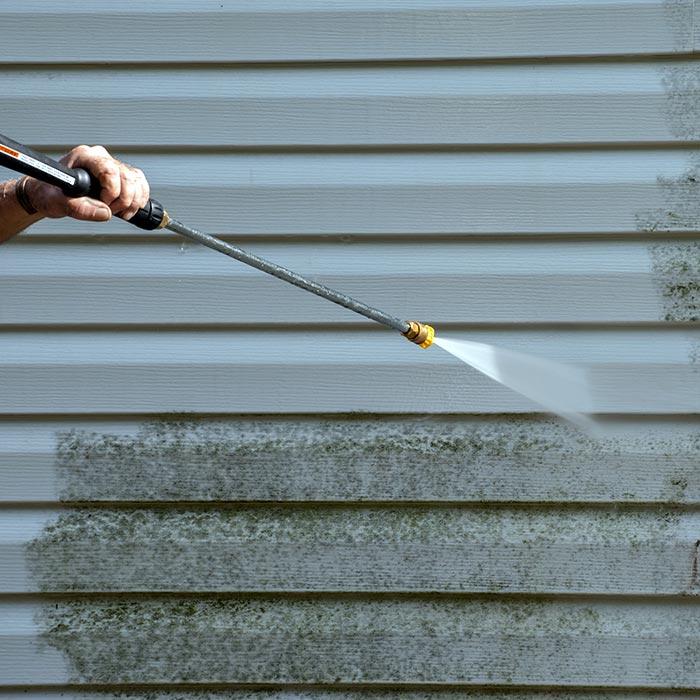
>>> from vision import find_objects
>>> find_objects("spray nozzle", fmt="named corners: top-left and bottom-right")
top-left (404, 321), bottom-right (435, 349)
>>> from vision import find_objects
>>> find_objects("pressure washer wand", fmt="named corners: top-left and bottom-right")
top-left (0, 133), bottom-right (434, 348)
top-left (164, 216), bottom-right (427, 339)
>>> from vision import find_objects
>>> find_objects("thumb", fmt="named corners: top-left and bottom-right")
top-left (65, 196), bottom-right (112, 222)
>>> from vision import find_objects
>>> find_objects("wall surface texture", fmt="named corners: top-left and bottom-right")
top-left (1, 1), bottom-right (699, 697)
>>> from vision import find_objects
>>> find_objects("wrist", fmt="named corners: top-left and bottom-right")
top-left (0, 179), bottom-right (43, 242)
top-left (15, 177), bottom-right (38, 215)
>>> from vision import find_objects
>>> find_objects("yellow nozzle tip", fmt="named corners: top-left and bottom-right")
top-left (403, 321), bottom-right (435, 349)
top-left (419, 324), bottom-right (435, 349)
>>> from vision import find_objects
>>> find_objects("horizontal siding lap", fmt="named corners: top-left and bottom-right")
top-left (6, 150), bottom-right (698, 236)
top-left (0, 330), bottom-right (698, 413)
top-left (2, 238), bottom-right (688, 324)
top-left (0, 1), bottom-right (691, 62)
top-left (0, 61), bottom-right (692, 147)
top-left (1, 506), bottom-right (698, 594)
top-left (1, 599), bottom-right (699, 686)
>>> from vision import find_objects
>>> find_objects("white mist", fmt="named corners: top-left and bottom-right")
top-left (433, 336), bottom-right (596, 431)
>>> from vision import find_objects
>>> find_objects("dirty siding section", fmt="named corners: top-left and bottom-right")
top-left (1, 0), bottom-right (700, 697)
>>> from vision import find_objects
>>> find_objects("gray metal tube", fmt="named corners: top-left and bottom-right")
top-left (165, 218), bottom-right (411, 334)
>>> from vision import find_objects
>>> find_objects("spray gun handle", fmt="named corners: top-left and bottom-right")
top-left (0, 132), bottom-right (165, 230)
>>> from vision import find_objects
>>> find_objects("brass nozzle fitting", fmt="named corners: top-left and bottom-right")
top-left (403, 320), bottom-right (435, 349)
top-left (158, 211), bottom-right (172, 229)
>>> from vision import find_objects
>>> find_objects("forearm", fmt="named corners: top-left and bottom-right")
top-left (0, 179), bottom-right (44, 243)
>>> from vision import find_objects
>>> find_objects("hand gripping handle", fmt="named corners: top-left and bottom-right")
top-left (0, 132), bottom-right (165, 230)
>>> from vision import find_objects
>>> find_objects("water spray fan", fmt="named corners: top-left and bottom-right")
top-left (0, 133), bottom-right (434, 348)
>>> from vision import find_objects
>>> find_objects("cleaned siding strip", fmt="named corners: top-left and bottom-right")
top-left (1, 598), bottom-right (698, 686)
top-left (0, 1), bottom-right (691, 63)
top-left (0, 329), bottom-right (697, 414)
top-left (2, 417), bottom-right (698, 504)
top-left (1, 239), bottom-right (685, 325)
top-left (7, 149), bottom-right (697, 236)
top-left (2, 61), bottom-right (689, 147)
top-left (2, 507), bottom-right (698, 594)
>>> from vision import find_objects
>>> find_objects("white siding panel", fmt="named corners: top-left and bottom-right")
top-left (1, 238), bottom-right (682, 325)
top-left (1, 62), bottom-right (688, 147)
top-left (0, 1), bottom-right (690, 63)
top-left (0, 329), bottom-right (697, 414)
top-left (1, 599), bottom-right (698, 686)
top-left (5, 150), bottom-right (698, 237)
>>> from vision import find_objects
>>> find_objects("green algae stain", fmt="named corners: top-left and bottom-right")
top-left (648, 241), bottom-right (700, 322)
top-left (662, 0), bottom-right (694, 54)
top-left (635, 166), bottom-right (700, 234)
top-left (33, 597), bottom-right (617, 685)
top-left (51, 415), bottom-right (700, 505)
top-left (632, 39), bottom-right (700, 327)
top-left (24, 501), bottom-right (687, 594)
top-left (53, 415), bottom-right (609, 503)
top-left (32, 596), bottom-right (700, 685)
top-left (661, 61), bottom-right (700, 141)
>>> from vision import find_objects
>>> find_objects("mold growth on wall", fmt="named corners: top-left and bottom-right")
top-left (24, 503), bottom-right (688, 594)
top-left (648, 240), bottom-right (700, 321)
top-left (635, 7), bottom-right (700, 328)
top-left (651, 39), bottom-right (697, 355)
top-left (51, 416), bottom-right (700, 504)
top-left (661, 62), bottom-right (700, 141)
top-left (635, 162), bottom-right (700, 234)
top-left (662, 0), bottom-right (694, 52)
top-left (52, 416), bottom-right (597, 502)
top-left (29, 597), bottom-right (619, 685)
top-left (31, 596), bottom-right (700, 686)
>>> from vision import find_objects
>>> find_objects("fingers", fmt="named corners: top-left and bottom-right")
top-left (64, 196), bottom-right (112, 222)
top-left (62, 145), bottom-right (121, 208)
top-left (21, 176), bottom-right (110, 221)
top-left (61, 145), bottom-right (150, 220)
top-left (121, 167), bottom-right (150, 220)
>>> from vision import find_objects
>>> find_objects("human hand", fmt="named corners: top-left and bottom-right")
top-left (23, 145), bottom-right (150, 222)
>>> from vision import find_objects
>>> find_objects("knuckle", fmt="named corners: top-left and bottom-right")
top-left (97, 154), bottom-right (117, 170)
top-left (114, 192), bottom-right (134, 210)
top-left (98, 163), bottom-right (120, 181)
top-left (90, 145), bottom-right (111, 157)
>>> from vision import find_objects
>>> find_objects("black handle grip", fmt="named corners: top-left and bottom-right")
top-left (0, 132), bottom-right (165, 231)
top-left (67, 166), bottom-right (166, 230)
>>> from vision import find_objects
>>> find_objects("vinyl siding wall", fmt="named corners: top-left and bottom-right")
top-left (0, 1), bottom-right (699, 696)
